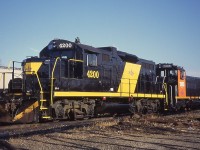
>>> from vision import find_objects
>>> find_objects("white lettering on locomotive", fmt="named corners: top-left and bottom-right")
top-left (180, 82), bottom-right (185, 87)
top-left (59, 43), bottom-right (72, 49)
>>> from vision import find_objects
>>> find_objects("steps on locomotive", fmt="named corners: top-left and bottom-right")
top-left (40, 99), bottom-right (47, 102)
top-left (40, 107), bottom-right (48, 110)
top-left (39, 98), bottom-right (52, 120)
top-left (40, 99), bottom-right (48, 110)
top-left (42, 116), bottom-right (51, 119)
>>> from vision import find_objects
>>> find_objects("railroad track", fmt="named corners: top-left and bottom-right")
top-left (0, 117), bottom-right (114, 140)
top-left (1, 109), bottom-right (200, 140)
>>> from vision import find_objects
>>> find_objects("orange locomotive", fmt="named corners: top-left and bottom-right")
top-left (156, 63), bottom-right (200, 110)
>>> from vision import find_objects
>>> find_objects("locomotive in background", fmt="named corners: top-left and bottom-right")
top-left (0, 38), bottom-right (200, 123)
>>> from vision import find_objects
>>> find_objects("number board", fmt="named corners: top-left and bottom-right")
top-left (87, 70), bottom-right (99, 78)
top-left (58, 43), bottom-right (73, 49)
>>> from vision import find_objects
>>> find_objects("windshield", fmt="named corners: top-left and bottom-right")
top-left (48, 50), bottom-right (74, 59)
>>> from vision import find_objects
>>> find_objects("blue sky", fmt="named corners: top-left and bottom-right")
top-left (0, 0), bottom-right (200, 76)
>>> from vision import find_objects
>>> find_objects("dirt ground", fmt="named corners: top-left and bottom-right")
top-left (2, 110), bottom-right (200, 150)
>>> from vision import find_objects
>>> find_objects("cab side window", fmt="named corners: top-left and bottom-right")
top-left (180, 70), bottom-right (185, 80)
top-left (87, 54), bottom-right (97, 66)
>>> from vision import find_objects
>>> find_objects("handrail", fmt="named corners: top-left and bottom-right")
top-left (35, 72), bottom-right (44, 95)
top-left (68, 59), bottom-right (83, 62)
top-left (25, 71), bottom-right (43, 94)
top-left (22, 70), bottom-right (44, 108)
top-left (118, 77), bottom-right (164, 97)
top-left (34, 72), bottom-right (45, 108)
top-left (169, 85), bottom-right (173, 106)
top-left (29, 71), bottom-right (44, 101)
top-left (50, 57), bottom-right (60, 106)
top-left (163, 83), bottom-right (168, 107)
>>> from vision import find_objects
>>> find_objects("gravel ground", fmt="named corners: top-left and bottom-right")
top-left (2, 110), bottom-right (200, 150)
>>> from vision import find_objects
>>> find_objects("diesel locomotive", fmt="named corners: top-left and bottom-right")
top-left (0, 38), bottom-right (200, 123)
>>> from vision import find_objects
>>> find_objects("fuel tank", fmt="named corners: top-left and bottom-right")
top-left (95, 102), bottom-right (134, 115)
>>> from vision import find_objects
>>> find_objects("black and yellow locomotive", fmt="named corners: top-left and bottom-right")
top-left (0, 38), bottom-right (200, 123)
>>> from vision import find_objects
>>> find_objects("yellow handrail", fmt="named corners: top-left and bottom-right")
top-left (30, 72), bottom-right (44, 108)
top-left (68, 59), bottom-right (83, 62)
top-left (35, 72), bottom-right (43, 94)
top-left (163, 83), bottom-right (168, 108)
top-left (50, 57), bottom-right (60, 106)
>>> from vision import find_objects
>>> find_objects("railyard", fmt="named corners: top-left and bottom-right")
top-left (1, 0), bottom-right (200, 149)
top-left (1, 110), bottom-right (200, 150)
top-left (0, 39), bottom-right (200, 149)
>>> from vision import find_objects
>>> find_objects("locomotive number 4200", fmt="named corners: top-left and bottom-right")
top-left (87, 70), bottom-right (99, 78)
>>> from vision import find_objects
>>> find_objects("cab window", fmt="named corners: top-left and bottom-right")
top-left (87, 54), bottom-right (97, 66)
top-left (180, 70), bottom-right (185, 80)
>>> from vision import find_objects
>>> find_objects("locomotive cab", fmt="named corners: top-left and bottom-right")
top-left (156, 63), bottom-right (186, 110)
top-left (40, 39), bottom-right (83, 79)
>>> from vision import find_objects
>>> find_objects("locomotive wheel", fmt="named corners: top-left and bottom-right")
top-left (69, 110), bottom-right (76, 121)
top-left (54, 103), bottom-right (64, 119)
